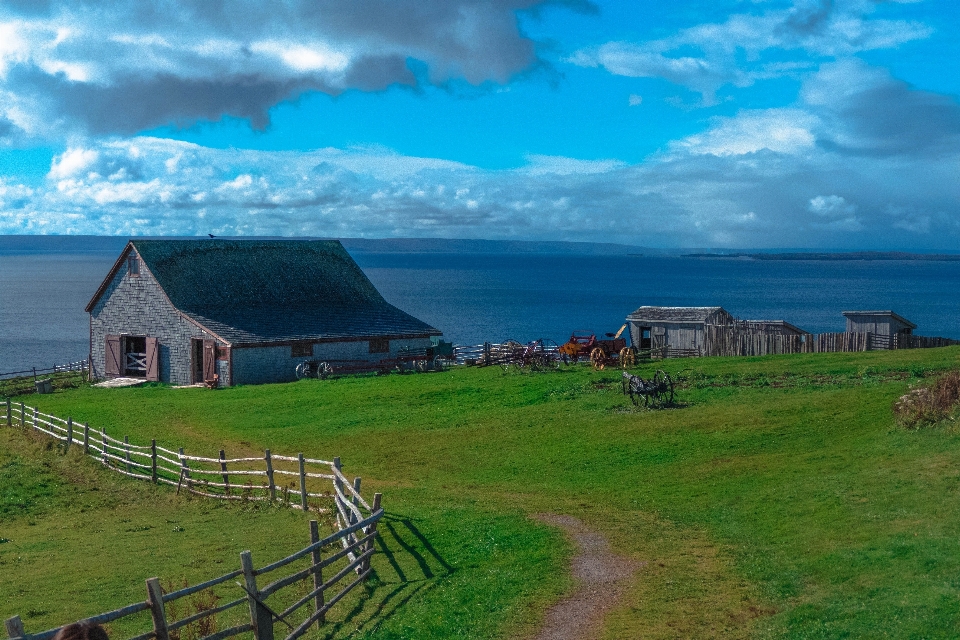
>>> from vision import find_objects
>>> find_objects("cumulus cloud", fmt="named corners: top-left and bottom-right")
top-left (568, 0), bottom-right (932, 102)
top-left (2, 57), bottom-right (958, 249)
top-left (0, 0), bottom-right (583, 140)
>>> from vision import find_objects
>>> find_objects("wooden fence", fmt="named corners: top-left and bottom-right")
top-left (702, 326), bottom-right (959, 358)
top-left (0, 360), bottom-right (88, 397)
top-left (3, 401), bottom-right (383, 640)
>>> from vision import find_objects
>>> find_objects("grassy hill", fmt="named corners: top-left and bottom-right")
top-left (3, 347), bottom-right (960, 638)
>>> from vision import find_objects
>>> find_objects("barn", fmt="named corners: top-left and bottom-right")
top-left (842, 310), bottom-right (916, 337)
top-left (86, 239), bottom-right (441, 386)
top-left (625, 306), bottom-right (735, 353)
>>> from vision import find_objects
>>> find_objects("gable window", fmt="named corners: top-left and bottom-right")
top-left (291, 342), bottom-right (313, 357)
top-left (369, 338), bottom-right (390, 354)
top-left (127, 255), bottom-right (140, 277)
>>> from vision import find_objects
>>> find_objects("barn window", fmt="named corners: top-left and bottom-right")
top-left (369, 338), bottom-right (390, 354)
top-left (127, 255), bottom-right (140, 277)
top-left (291, 342), bottom-right (313, 357)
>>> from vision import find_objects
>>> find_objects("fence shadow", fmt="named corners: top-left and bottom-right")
top-left (318, 513), bottom-right (455, 638)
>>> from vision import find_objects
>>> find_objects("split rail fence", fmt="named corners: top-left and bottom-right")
top-left (3, 400), bottom-right (383, 640)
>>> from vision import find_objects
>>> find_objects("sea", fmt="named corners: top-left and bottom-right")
top-left (2, 236), bottom-right (960, 374)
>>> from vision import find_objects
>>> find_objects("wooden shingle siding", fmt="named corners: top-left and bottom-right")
top-left (90, 250), bottom-right (229, 386)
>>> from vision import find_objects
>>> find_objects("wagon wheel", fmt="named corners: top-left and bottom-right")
top-left (415, 359), bottom-right (429, 373)
top-left (295, 362), bottom-right (311, 380)
top-left (317, 362), bottom-right (333, 380)
top-left (432, 355), bottom-right (446, 372)
top-left (652, 370), bottom-right (673, 406)
top-left (499, 340), bottom-right (522, 372)
top-left (619, 346), bottom-right (637, 369)
top-left (590, 347), bottom-right (606, 371)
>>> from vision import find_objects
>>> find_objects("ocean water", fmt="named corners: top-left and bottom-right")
top-left (2, 240), bottom-right (960, 374)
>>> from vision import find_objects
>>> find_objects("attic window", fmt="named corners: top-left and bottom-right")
top-left (369, 338), bottom-right (390, 354)
top-left (291, 342), bottom-right (313, 357)
top-left (127, 255), bottom-right (140, 277)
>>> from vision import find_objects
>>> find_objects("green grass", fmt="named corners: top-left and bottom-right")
top-left (4, 347), bottom-right (960, 638)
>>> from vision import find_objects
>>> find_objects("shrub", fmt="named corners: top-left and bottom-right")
top-left (893, 370), bottom-right (960, 429)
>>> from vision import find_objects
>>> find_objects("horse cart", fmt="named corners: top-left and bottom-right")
top-left (495, 338), bottom-right (562, 371)
top-left (558, 325), bottom-right (636, 370)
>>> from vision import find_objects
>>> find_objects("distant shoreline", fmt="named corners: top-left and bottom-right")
top-left (683, 251), bottom-right (960, 262)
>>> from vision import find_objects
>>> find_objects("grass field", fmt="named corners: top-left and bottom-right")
top-left (3, 347), bottom-right (960, 638)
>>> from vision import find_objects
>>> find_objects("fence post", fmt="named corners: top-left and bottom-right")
top-left (298, 453), bottom-right (307, 511)
top-left (19, 402), bottom-right (24, 428)
top-left (351, 477), bottom-right (362, 525)
top-left (101, 429), bottom-right (108, 465)
top-left (5, 400), bottom-right (10, 427)
top-left (240, 550), bottom-right (274, 640)
top-left (179, 447), bottom-right (190, 483)
top-left (309, 520), bottom-right (325, 627)
top-left (66, 417), bottom-right (73, 450)
top-left (265, 449), bottom-right (276, 501)
top-left (145, 577), bottom-right (170, 640)
top-left (32, 408), bottom-right (38, 432)
top-left (363, 493), bottom-right (382, 573)
top-left (82, 423), bottom-right (90, 455)
top-left (124, 436), bottom-right (132, 473)
top-left (219, 449), bottom-right (230, 496)
top-left (151, 440), bottom-right (158, 484)
top-left (4, 615), bottom-right (25, 639)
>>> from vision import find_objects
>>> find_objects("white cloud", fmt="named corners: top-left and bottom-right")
top-left (673, 108), bottom-right (817, 157)
top-left (568, 0), bottom-right (932, 102)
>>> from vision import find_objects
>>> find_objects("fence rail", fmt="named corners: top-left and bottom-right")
top-left (0, 360), bottom-right (89, 397)
top-left (3, 401), bottom-right (382, 640)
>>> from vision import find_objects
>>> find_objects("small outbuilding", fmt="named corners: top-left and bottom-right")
top-left (626, 306), bottom-right (734, 352)
top-left (86, 239), bottom-right (441, 386)
top-left (742, 320), bottom-right (809, 336)
top-left (841, 310), bottom-right (916, 337)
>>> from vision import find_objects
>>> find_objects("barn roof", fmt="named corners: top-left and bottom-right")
top-left (626, 306), bottom-right (728, 323)
top-left (86, 239), bottom-right (440, 344)
top-left (743, 320), bottom-right (809, 334)
top-left (841, 310), bottom-right (916, 329)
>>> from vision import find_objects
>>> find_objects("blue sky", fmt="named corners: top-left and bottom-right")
top-left (0, 0), bottom-right (957, 248)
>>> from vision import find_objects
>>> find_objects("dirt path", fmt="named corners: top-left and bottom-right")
top-left (530, 514), bottom-right (643, 640)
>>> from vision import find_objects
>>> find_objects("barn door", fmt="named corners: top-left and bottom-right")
top-left (145, 337), bottom-right (159, 382)
top-left (203, 340), bottom-right (216, 382)
top-left (105, 335), bottom-right (121, 376)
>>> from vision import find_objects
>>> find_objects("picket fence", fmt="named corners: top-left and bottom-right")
top-left (3, 401), bottom-right (383, 640)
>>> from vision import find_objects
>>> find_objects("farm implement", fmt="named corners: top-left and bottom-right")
top-left (294, 340), bottom-right (454, 379)
top-left (559, 325), bottom-right (637, 370)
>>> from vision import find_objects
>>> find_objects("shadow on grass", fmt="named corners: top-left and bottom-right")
top-left (319, 513), bottom-right (455, 638)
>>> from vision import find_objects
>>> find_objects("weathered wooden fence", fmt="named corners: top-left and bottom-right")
top-left (702, 326), bottom-right (959, 358)
top-left (3, 401), bottom-right (383, 640)
top-left (0, 360), bottom-right (88, 397)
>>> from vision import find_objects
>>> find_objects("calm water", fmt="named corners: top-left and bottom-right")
top-left (2, 241), bottom-right (960, 373)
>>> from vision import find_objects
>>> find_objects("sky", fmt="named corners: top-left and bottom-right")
top-left (0, 0), bottom-right (957, 249)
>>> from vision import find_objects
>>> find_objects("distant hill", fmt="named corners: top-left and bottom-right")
top-left (684, 251), bottom-right (960, 261)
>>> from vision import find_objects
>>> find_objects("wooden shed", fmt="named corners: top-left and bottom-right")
top-left (626, 306), bottom-right (734, 354)
top-left (842, 310), bottom-right (916, 337)
top-left (86, 239), bottom-right (441, 386)
top-left (742, 320), bottom-right (808, 336)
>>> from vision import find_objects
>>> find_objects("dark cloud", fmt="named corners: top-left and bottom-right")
top-left (0, 0), bottom-right (565, 138)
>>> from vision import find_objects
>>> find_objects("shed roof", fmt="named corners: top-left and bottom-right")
top-left (626, 306), bottom-right (728, 323)
top-left (841, 310), bottom-right (916, 329)
top-left (743, 320), bottom-right (809, 335)
top-left (86, 239), bottom-right (440, 344)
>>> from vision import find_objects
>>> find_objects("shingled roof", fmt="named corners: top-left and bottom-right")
top-left (626, 306), bottom-right (728, 323)
top-left (87, 239), bottom-right (440, 344)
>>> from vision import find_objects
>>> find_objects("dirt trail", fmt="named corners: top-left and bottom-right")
top-left (530, 514), bottom-right (643, 640)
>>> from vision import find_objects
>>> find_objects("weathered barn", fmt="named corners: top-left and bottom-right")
top-left (842, 310), bottom-right (916, 337)
top-left (86, 239), bottom-right (441, 386)
top-left (625, 306), bottom-right (735, 353)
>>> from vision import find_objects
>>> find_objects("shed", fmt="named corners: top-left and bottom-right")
top-left (842, 310), bottom-right (916, 336)
top-left (742, 320), bottom-right (809, 336)
top-left (625, 306), bottom-right (734, 352)
top-left (86, 239), bottom-right (441, 386)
